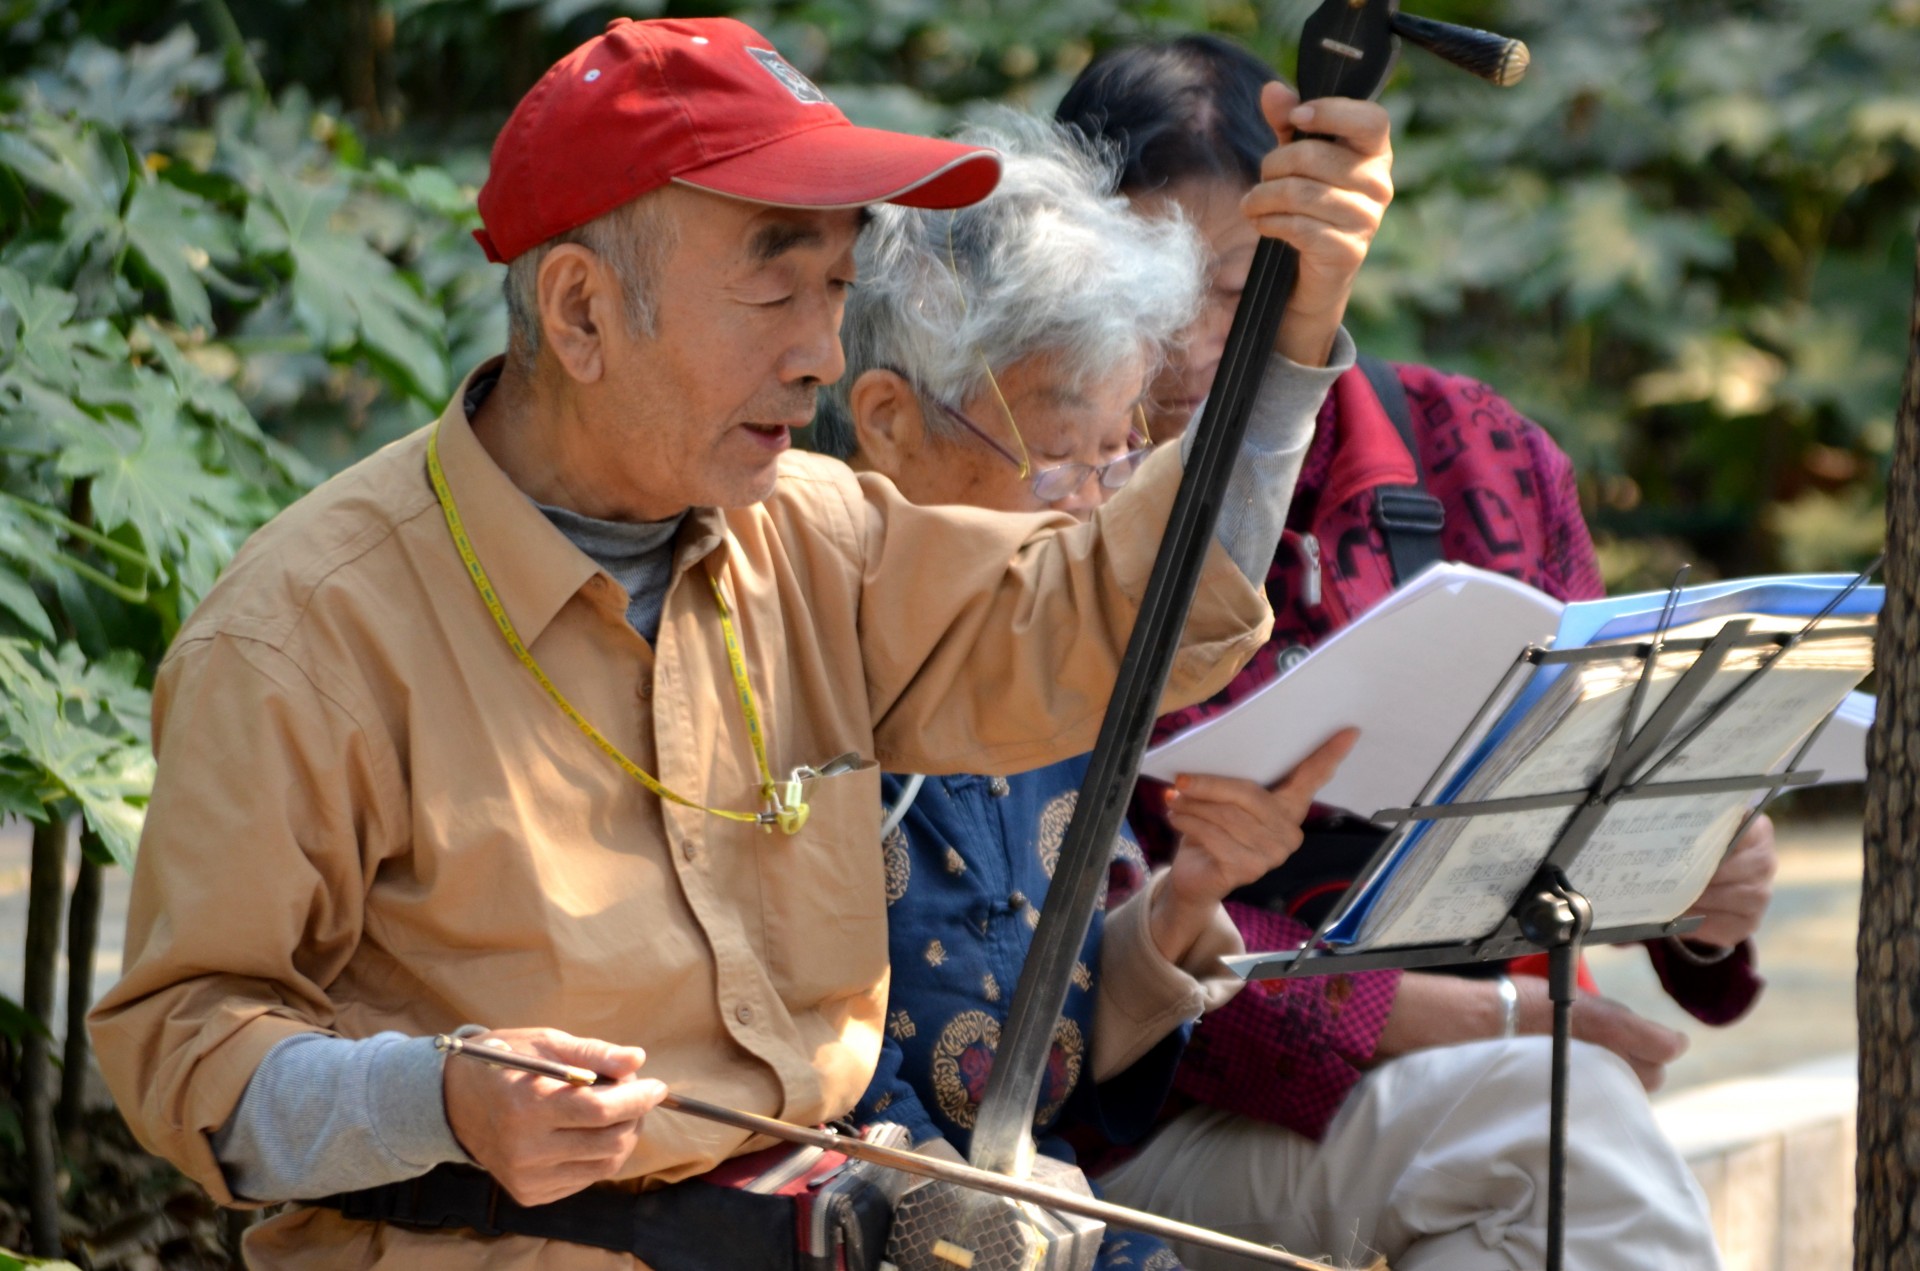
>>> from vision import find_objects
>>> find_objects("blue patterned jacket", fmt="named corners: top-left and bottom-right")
top-left (855, 755), bottom-right (1187, 1271)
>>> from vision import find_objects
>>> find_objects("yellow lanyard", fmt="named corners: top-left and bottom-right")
top-left (426, 425), bottom-right (808, 834)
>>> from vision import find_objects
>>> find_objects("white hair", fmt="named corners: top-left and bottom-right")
top-left (503, 191), bottom-right (679, 370)
top-left (815, 111), bottom-right (1205, 458)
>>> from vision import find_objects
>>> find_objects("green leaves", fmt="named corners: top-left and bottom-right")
top-left (24, 26), bottom-right (224, 137)
top-left (1551, 178), bottom-right (1732, 317)
top-left (55, 408), bottom-right (247, 587)
top-left (0, 641), bottom-right (151, 869)
top-left (122, 177), bottom-right (238, 332)
top-left (0, 262), bottom-right (278, 616)
top-left (241, 160), bottom-right (450, 403)
top-left (0, 22), bottom-right (499, 897)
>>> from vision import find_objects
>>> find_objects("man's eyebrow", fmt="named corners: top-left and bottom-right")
top-left (747, 210), bottom-right (870, 263)
top-left (749, 220), bottom-right (826, 263)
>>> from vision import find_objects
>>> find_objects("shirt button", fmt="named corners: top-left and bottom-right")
top-left (636, 680), bottom-right (653, 700)
top-left (988, 777), bottom-right (1011, 797)
top-left (682, 841), bottom-right (697, 861)
top-left (735, 1004), bottom-right (754, 1025)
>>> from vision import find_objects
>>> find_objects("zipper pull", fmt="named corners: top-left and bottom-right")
top-left (1287, 531), bottom-right (1322, 607)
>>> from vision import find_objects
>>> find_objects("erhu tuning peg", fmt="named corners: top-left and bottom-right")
top-left (1389, 12), bottom-right (1529, 86)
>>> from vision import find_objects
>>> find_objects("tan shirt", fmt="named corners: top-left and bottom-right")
top-left (88, 369), bottom-right (1270, 1268)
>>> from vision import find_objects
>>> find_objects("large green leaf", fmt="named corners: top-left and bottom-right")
top-left (52, 398), bottom-right (249, 582)
top-left (0, 563), bottom-right (52, 641)
top-left (141, 320), bottom-right (321, 494)
top-left (0, 113), bottom-right (124, 222)
top-left (0, 640), bottom-right (152, 868)
top-left (122, 176), bottom-right (236, 331)
top-left (242, 159), bottom-right (450, 403)
top-left (1549, 179), bottom-right (1733, 317)
top-left (0, 267), bottom-right (83, 387)
top-left (25, 26), bottom-right (223, 136)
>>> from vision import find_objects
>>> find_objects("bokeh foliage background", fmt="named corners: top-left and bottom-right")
top-left (0, 0), bottom-right (1915, 1263)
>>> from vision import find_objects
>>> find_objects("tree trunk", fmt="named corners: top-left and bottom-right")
top-left (21, 814), bottom-right (69, 1257)
top-left (502, 7), bottom-right (544, 104)
top-left (343, 0), bottom-right (384, 131)
top-left (1858, 229), bottom-right (1920, 1269)
top-left (57, 845), bottom-right (104, 1138)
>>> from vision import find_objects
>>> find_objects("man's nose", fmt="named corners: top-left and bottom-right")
top-left (780, 298), bottom-right (847, 386)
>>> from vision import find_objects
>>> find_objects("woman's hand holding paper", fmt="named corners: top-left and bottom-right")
top-left (1149, 728), bottom-right (1360, 962)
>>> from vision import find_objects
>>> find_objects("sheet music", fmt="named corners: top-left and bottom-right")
top-left (1343, 621), bottom-right (1873, 951)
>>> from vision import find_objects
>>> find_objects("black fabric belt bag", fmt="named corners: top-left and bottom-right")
top-left (316, 1161), bottom-right (798, 1271)
top-left (313, 1139), bottom-right (902, 1271)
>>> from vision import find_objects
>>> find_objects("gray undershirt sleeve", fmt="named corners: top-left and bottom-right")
top-left (1182, 329), bottom-right (1355, 582)
top-left (210, 337), bottom-right (1350, 1199)
top-left (211, 1032), bottom-right (469, 1201)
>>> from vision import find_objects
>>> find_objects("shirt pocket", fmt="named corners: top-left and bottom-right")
top-left (760, 762), bottom-right (889, 1011)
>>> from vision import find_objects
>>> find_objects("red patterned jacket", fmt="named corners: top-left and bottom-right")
top-left (1125, 361), bottom-right (1765, 1142)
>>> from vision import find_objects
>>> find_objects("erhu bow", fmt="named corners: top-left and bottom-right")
top-left (910, 2), bottom-right (1534, 1268)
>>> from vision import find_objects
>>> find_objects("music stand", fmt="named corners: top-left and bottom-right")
top-left (1225, 563), bottom-right (1880, 1271)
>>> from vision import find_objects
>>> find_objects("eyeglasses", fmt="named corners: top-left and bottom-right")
top-left (927, 390), bottom-right (1155, 504)
top-left (924, 210), bottom-right (1153, 505)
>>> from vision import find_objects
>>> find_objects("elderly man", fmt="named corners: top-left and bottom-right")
top-left (88, 16), bottom-right (1392, 1270)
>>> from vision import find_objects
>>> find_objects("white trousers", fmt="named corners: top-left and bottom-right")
top-left (1099, 1037), bottom-right (1721, 1271)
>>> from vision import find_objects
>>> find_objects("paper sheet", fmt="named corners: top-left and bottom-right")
top-left (1140, 563), bottom-right (1563, 818)
top-left (1798, 690), bottom-right (1873, 784)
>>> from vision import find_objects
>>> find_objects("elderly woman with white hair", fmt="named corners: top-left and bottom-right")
top-left (813, 117), bottom-right (1357, 1271)
top-left (815, 116), bottom-right (1195, 519)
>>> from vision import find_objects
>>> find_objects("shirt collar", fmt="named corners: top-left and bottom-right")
top-left (432, 360), bottom-right (737, 642)
top-left (432, 360), bottom-right (602, 645)
top-left (676, 505), bottom-right (730, 579)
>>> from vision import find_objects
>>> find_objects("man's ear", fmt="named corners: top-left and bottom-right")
top-left (848, 369), bottom-right (927, 473)
top-left (536, 244), bottom-right (613, 383)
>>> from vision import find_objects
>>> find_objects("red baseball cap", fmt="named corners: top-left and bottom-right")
top-left (474, 17), bottom-right (1002, 263)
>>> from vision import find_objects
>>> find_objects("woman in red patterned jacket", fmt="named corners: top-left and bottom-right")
top-left (1056, 36), bottom-right (1774, 1271)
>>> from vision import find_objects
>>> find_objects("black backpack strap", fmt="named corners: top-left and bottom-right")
top-left (1356, 354), bottom-right (1446, 585)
